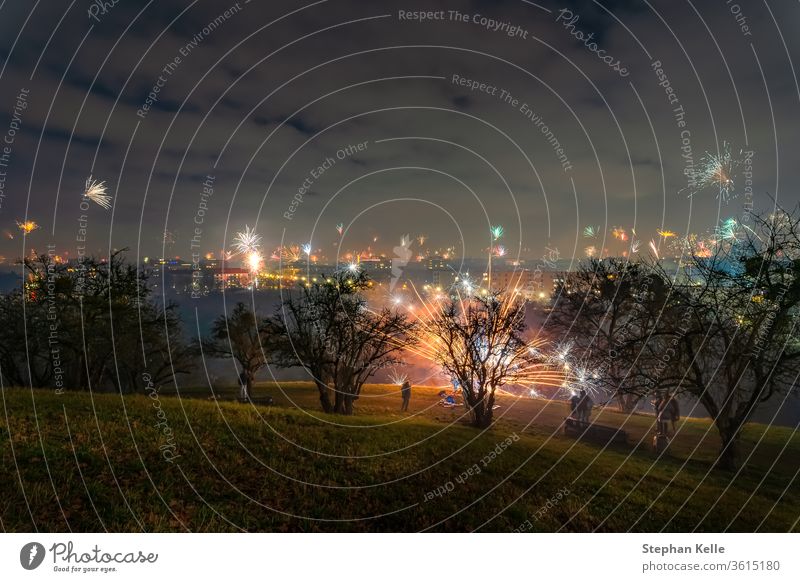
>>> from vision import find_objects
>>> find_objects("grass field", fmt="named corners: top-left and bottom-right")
top-left (1, 382), bottom-right (798, 532)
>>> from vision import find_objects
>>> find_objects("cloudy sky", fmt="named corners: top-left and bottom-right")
top-left (0, 0), bottom-right (798, 265)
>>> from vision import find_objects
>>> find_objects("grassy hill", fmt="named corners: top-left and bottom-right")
top-left (1, 383), bottom-right (798, 532)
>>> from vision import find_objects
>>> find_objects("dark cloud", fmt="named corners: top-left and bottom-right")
top-left (0, 0), bottom-right (796, 265)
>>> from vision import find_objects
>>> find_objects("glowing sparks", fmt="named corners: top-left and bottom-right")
top-left (491, 225), bottom-right (504, 241)
top-left (584, 245), bottom-right (597, 258)
top-left (388, 369), bottom-right (408, 385)
top-left (336, 223), bottom-right (344, 236)
top-left (630, 240), bottom-right (641, 253)
top-left (612, 227), bottom-right (628, 242)
top-left (648, 239), bottom-right (660, 259)
top-left (657, 229), bottom-right (677, 239)
top-left (233, 226), bottom-right (261, 255)
top-left (494, 245), bottom-right (507, 258)
top-left (302, 243), bottom-right (312, 256)
top-left (417, 234), bottom-right (427, 246)
top-left (83, 176), bottom-right (112, 209)
top-left (583, 225), bottom-right (597, 238)
top-left (691, 141), bottom-right (742, 201)
top-left (247, 251), bottom-right (263, 273)
top-left (16, 220), bottom-right (38, 234)
top-left (718, 217), bottom-right (739, 241)
top-left (347, 261), bottom-right (360, 273)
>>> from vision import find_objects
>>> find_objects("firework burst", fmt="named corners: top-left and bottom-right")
top-left (388, 369), bottom-right (408, 385)
top-left (584, 245), bottom-right (597, 258)
top-left (494, 245), bottom-right (507, 258)
top-left (583, 225), bottom-right (597, 238)
top-left (233, 226), bottom-right (261, 255)
top-left (83, 176), bottom-right (113, 209)
top-left (691, 141), bottom-right (742, 201)
top-left (336, 223), bottom-right (344, 236)
top-left (657, 229), bottom-right (676, 239)
top-left (612, 227), bottom-right (628, 242)
top-left (491, 225), bottom-right (504, 241)
top-left (16, 220), bottom-right (38, 234)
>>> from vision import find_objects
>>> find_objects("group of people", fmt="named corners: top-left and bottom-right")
top-left (569, 389), bottom-right (594, 423)
top-left (654, 391), bottom-right (681, 436)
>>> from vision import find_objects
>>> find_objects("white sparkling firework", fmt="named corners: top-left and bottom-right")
top-left (494, 245), bottom-right (507, 257)
top-left (83, 176), bottom-right (113, 209)
top-left (691, 142), bottom-right (742, 202)
top-left (491, 225), bottom-right (504, 241)
top-left (630, 240), bottom-right (641, 253)
top-left (584, 245), bottom-right (597, 258)
top-left (233, 226), bottom-right (261, 255)
top-left (388, 369), bottom-right (408, 385)
top-left (302, 243), bottom-right (312, 256)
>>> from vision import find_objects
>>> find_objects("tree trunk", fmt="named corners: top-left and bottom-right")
top-left (468, 398), bottom-right (493, 428)
top-left (715, 418), bottom-right (741, 470)
top-left (241, 373), bottom-right (253, 401)
top-left (315, 379), bottom-right (333, 413)
top-left (617, 393), bottom-right (638, 413)
top-left (333, 386), bottom-right (345, 413)
top-left (343, 395), bottom-right (355, 415)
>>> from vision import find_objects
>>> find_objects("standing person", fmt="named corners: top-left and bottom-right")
top-left (569, 392), bottom-right (581, 420)
top-left (578, 389), bottom-right (593, 422)
top-left (400, 380), bottom-right (411, 412)
top-left (666, 393), bottom-right (680, 435)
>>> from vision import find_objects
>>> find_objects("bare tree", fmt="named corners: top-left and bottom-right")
top-left (549, 258), bottom-right (656, 411)
top-left (623, 209), bottom-right (800, 469)
top-left (272, 270), bottom-right (415, 414)
top-left (426, 290), bottom-right (555, 428)
top-left (201, 302), bottom-right (272, 400)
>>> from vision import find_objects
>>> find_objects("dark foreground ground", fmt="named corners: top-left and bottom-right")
top-left (1, 383), bottom-right (798, 532)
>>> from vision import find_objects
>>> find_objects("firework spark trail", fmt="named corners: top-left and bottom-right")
top-left (690, 141), bottom-right (743, 202)
top-left (649, 239), bottom-right (660, 259)
top-left (233, 226), bottom-right (261, 255)
top-left (83, 175), bottom-right (113, 209)
top-left (583, 225), bottom-right (597, 238)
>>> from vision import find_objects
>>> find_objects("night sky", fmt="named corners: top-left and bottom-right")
top-left (0, 0), bottom-right (798, 266)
